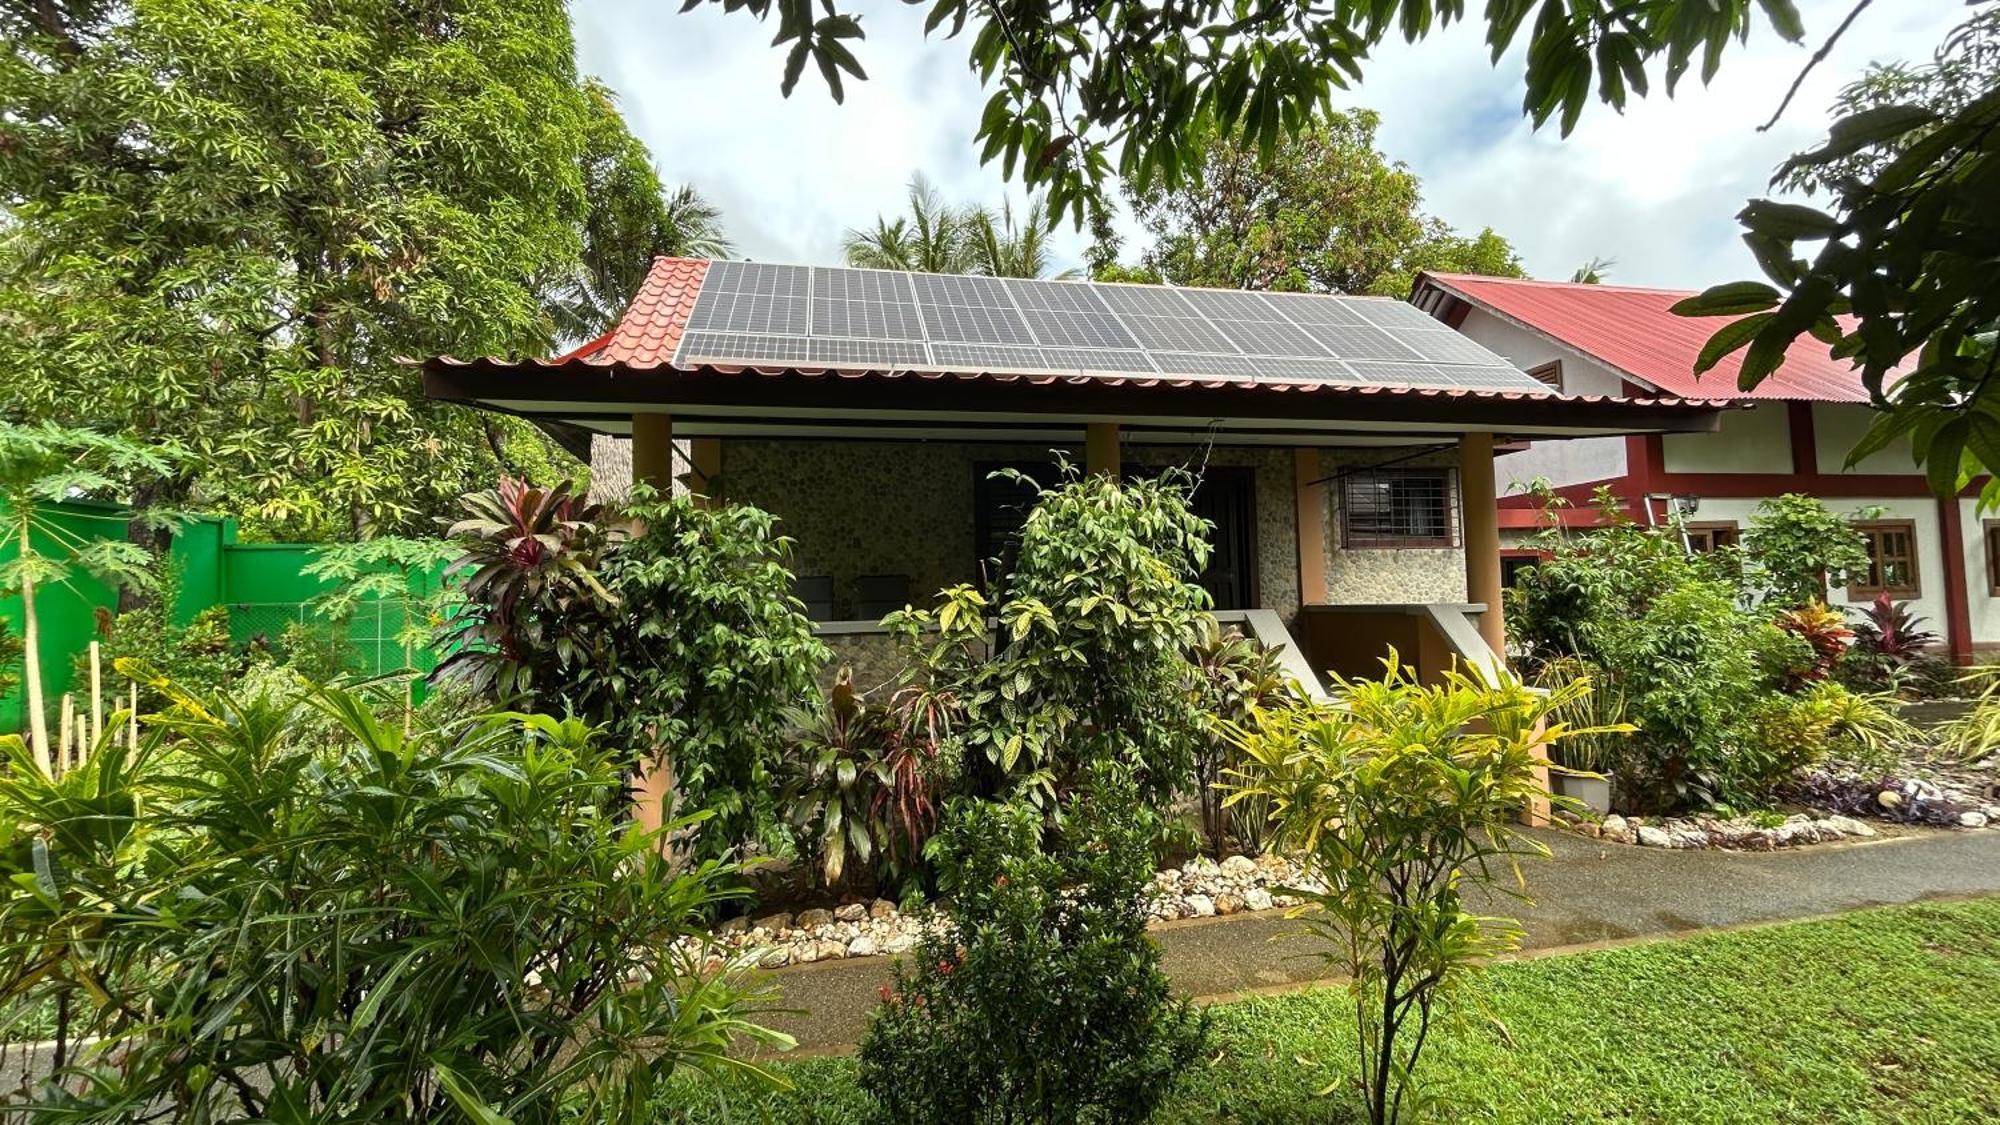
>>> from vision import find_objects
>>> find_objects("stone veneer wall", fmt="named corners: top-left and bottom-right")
top-left (720, 439), bottom-right (1305, 623)
top-left (591, 435), bottom-right (1473, 618)
top-left (1312, 448), bottom-right (1470, 605)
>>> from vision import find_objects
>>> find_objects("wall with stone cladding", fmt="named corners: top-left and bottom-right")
top-left (1313, 448), bottom-right (1469, 605)
top-left (721, 439), bottom-right (1306, 622)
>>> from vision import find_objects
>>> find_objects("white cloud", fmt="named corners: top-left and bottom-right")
top-left (573, 0), bottom-right (1969, 290)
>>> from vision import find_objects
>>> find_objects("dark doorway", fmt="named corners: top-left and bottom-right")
top-left (1170, 465), bottom-right (1257, 611)
top-left (974, 460), bottom-right (1257, 611)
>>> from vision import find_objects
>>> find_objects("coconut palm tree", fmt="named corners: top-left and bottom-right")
top-left (553, 179), bottom-right (734, 343)
top-left (965, 196), bottom-right (1079, 279)
top-left (843, 174), bottom-right (975, 274)
top-left (845, 175), bottom-right (1076, 279)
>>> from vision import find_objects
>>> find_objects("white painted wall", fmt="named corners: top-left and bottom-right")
top-left (1662, 405), bottom-right (1791, 474)
top-left (1452, 310), bottom-right (1627, 495)
top-left (1812, 403), bottom-right (1919, 476)
top-left (1959, 498), bottom-right (2000, 646)
top-left (1690, 496), bottom-right (1955, 636)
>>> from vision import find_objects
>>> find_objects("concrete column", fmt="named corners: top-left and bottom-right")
top-left (630, 413), bottom-right (674, 493)
top-left (628, 411), bottom-right (677, 838)
top-left (688, 437), bottom-right (722, 507)
top-left (1294, 447), bottom-right (1328, 605)
top-left (1459, 432), bottom-right (1506, 659)
top-left (1085, 422), bottom-right (1120, 479)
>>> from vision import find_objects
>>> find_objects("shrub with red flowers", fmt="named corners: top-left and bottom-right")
top-left (856, 763), bottom-right (1208, 1122)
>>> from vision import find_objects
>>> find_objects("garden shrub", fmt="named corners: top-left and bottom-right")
top-left (1741, 494), bottom-right (1872, 609)
top-left (885, 465), bottom-right (1213, 809)
top-left (0, 674), bottom-right (786, 1122)
top-left (1838, 594), bottom-right (1945, 694)
top-left (857, 764), bottom-right (1209, 1123)
top-left (780, 667), bottom-right (952, 897)
top-left (1506, 489), bottom-right (1920, 813)
top-left (1189, 616), bottom-right (1301, 856)
top-left (80, 602), bottom-right (241, 710)
top-left (439, 480), bottom-right (827, 862)
top-left (1224, 661), bottom-right (1597, 1125)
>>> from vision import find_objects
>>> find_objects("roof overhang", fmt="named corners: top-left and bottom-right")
top-left (422, 359), bottom-right (1737, 448)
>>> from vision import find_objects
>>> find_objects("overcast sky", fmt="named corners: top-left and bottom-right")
top-left (572, 0), bottom-right (1967, 291)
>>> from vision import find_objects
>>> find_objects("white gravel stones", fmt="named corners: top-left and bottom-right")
top-left (1635, 825), bottom-right (1673, 848)
top-left (703, 850), bottom-right (1310, 967)
top-left (1959, 810), bottom-right (1990, 829)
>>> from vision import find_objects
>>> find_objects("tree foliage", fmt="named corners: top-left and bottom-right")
top-left (1125, 112), bottom-right (1523, 297)
top-left (690, 0), bottom-right (1795, 227)
top-left (1679, 5), bottom-right (2000, 494)
top-left (1740, 493), bottom-right (1871, 608)
top-left (0, 0), bottom-right (697, 540)
top-left (437, 483), bottom-right (827, 863)
top-left (884, 466), bottom-right (1212, 809)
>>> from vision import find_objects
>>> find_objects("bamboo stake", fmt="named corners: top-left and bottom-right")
top-left (57, 693), bottom-right (74, 778)
top-left (89, 640), bottom-right (103, 752)
top-left (129, 682), bottom-right (140, 748)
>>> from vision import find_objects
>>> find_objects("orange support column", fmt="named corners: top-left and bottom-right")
top-left (1086, 422), bottom-right (1120, 479)
top-left (1295, 448), bottom-right (1328, 605)
top-left (688, 437), bottom-right (721, 506)
top-left (630, 412), bottom-right (674, 494)
top-left (1459, 432), bottom-right (1506, 659)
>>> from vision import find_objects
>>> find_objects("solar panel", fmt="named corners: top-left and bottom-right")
top-left (1095, 285), bottom-right (1238, 352)
top-left (1348, 299), bottom-right (1447, 330)
top-left (670, 262), bottom-right (1554, 394)
top-left (686, 261), bottom-right (810, 335)
top-left (1254, 291), bottom-right (1371, 326)
top-left (927, 342), bottom-right (1156, 375)
top-left (810, 267), bottom-right (924, 340)
top-left (1395, 328), bottom-right (1518, 366)
top-left (805, 338), bottom-right (932, 367)
top-left (680, 331), bottom-right (811, 364)
top-left (1175, 288), bottom-right (1337, 357)
top-left (911, 273), bottom-right (1036, 345)
top-left (1150, 353), bottom-right (1359, 383)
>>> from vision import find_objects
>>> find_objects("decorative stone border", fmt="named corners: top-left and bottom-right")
top-left (692, 853), bottom-right (1317, 968)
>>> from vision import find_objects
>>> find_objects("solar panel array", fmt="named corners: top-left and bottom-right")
top-left (672, 261), bottom-right (1551, 393)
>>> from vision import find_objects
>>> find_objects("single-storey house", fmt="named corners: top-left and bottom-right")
top-left (424, 258), bottom-right (1732, 689)
top-left (1412, 272), bottom-right (1988, 662)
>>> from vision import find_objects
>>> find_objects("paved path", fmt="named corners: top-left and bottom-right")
top-left (760, 827), bottom-right (2000, 1054)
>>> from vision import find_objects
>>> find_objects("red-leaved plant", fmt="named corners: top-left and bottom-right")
top-left (433, 478), bottom-right (626, 702)
top-left (1775, 601), bottom-right (1854, 690)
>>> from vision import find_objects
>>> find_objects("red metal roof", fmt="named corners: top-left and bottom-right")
top-left (1418, 272), bottom-right (1871, 403)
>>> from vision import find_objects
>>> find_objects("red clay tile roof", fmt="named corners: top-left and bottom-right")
top-left (1418, 272), bottom-right (1871, 403)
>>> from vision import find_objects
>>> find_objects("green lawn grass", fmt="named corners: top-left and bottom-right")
top-left (662, 897), bottom-right (2000, 1123)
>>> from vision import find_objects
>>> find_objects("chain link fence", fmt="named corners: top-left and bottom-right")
top-left (227, 599), bottom-right (437, 678)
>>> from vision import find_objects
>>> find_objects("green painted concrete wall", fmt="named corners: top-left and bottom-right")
top-left (1, 499), bottom-right (451, 737)
top-left (0, 499), bottom-right (127, 734)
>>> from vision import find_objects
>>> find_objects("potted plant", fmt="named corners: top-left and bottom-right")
top-left (1535, 657), bottom-right (1626, 815)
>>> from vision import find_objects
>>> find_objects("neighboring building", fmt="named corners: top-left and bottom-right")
top-left (1412, 272), bottom-right (1985, 662)
top-left (427, 257), bottom-right (1727, 692)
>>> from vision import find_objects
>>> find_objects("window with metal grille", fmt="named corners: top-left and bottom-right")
top-left (1340, 468), bottom-right (1459, 549)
